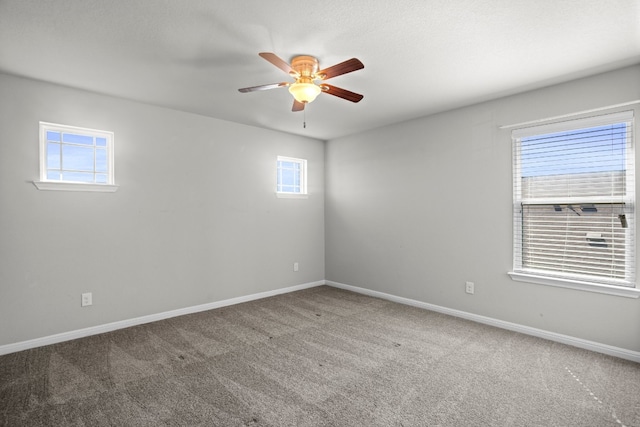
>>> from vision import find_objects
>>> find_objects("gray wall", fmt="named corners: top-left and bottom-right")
top-left (0, 73), bottom-right (325, 346)
top-left (325, 65), bottom-right (640, 352)
top-left (3, 65), bottom-right (640, 353)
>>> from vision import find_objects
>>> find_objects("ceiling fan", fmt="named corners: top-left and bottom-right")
top-left (238, 52), bottom-right (364, 112)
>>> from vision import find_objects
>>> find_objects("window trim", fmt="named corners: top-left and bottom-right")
top-left (508, 271), bottom-right (640, 298)
top-left (276, 156), bottom-right (307, 197)
top-left (32, 181), bottom-right (118, 192)
top-left (509, 110), bottom-right (637, 297)
top-left (33, 122), bottom-right (118, 192)
top-left (275, 192), bottom-right (309, 199)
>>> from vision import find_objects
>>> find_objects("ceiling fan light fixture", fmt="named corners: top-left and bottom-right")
top-left (288, 81), bottom-right (321, 103)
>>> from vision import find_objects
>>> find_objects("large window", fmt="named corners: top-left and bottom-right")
top-left (510, 111), bottom-right (636, 294)
top-left (34, 122), bottom-right (116, 192)
top-left (276, 156), bottom-right (307, 197)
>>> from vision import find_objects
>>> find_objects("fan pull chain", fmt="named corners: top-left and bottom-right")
top-left (303, 108), bottom-right (306, 129)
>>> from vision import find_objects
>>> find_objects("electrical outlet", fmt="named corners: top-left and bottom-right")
top-left (81, 292), bottom-right (92, 307)
top-left (465, 282), bottom-right (474, 295)
top-left (293, 262), bottom-right (299, 272)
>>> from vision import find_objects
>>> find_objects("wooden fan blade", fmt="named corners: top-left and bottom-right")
top-left (292, 100), bottom-right (305, 112)
top-left (238, 82), bottom-right (288, 93)
top-left (259, 52), bottom-right (296, 75)
top-left (317, 58), bottom-right (364, 80)
top-left (320, 84), bottom-right (364, 103)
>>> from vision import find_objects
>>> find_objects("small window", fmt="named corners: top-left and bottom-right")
top-left (510, 110), bottom-right (636, 294)
top-left (34, 122), bottom-right (117, 192)
top-left (276, 156), bottom-right (307, 197)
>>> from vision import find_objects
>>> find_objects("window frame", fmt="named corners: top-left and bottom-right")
top-left (276, 156), bottom-right (307, 198)
top-left (33, 122), bottom-right (118, 192)
top-left (509, 110), bottom-right (639, 298)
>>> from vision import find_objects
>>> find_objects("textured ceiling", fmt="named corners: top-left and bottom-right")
top-left (0, 0), bottom-right (638, 140)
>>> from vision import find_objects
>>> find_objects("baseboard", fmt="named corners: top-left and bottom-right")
top-left (326, 280), bottom-right (640, 363)
top-left (0, 280), bottom-right (325, 356)
top-left (5, 279), bottom-right (639, 363)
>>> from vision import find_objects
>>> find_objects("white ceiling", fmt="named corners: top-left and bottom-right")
top-left (1, 0), bottom-right (638, 141)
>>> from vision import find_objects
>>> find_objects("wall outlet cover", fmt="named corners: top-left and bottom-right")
top-left (465, 282), bottom-right (474, 294)
top-left (81, 292), bottom-right (93, 307)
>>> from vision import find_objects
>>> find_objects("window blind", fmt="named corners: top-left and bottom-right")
top-left (512, 111), bottom-right (635, 287)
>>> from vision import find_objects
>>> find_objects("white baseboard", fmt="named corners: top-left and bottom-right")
top-left (0, 280), bottom-right (325, 356)
top-left (4, 279), bottom-right (639, 363)
top-left (325, 280), bottom-right (640, 363)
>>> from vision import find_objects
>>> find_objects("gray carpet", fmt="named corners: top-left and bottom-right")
top-left (1, 286), bottom-right (639, 426)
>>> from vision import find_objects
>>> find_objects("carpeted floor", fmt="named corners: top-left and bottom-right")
top-left (1, 285), bottom-right (639, 426)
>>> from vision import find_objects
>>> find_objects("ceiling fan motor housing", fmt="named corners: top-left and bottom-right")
top-left (290, 56), bottom-right (319, 78)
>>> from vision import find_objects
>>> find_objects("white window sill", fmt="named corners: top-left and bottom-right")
top-left (276, 192), bottom-right (308, 199)
top-left (33, 181), bottom-right (119, 192)
top-left (508, 271), bottom-right (640, 298)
